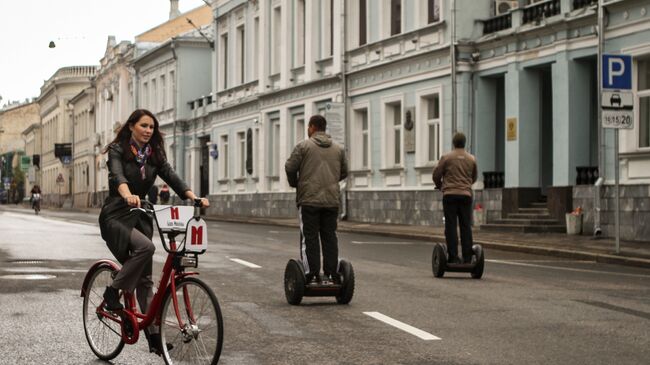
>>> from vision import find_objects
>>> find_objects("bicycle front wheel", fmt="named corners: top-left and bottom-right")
top-left (82, 265), bottom-right (124, 360)
top-left (160, 277), bottom-right (223, 365)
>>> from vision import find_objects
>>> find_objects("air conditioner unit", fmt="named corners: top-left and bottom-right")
top-left (495, 0), bottom-right (519, 15)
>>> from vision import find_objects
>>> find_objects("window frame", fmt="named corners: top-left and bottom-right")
top-left (636, 56), bottom-right (650, 150)
top-left (416, 86), bottom-right (443, 166)
top-left (381, 95), bottom-right (404, 168)
top-left (219, 133), bottom-right (229, 179)
top-left (351, 102), bottom-right (371, 170)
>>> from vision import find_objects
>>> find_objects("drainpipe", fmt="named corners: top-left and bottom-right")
top-left (593, 0), bottom-right (604, 237)
top-left (450, 0), bottom-right (457, 134)
top-left (340, 0), bottom-right (348, 220)
top-left (171, 38), bottom-right (178, 171)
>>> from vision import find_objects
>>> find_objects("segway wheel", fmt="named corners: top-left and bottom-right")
top-left (471, 244), bottom-right (485, 279)
top-left (284, 260), bottom-right (305, 305)
top-left (335, 260), bottom-right (355, 304)
top-left (432, 243), bottom-right (446, 278)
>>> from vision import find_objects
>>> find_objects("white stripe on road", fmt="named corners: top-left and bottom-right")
top-left (229, 258), bottom-right (262, 268)
top-left (351, 241), bottom-right (414, 245)
top-left (487, 259), bottom-right (650, 278)
top-left (363, 312), bottom-right (441, 340)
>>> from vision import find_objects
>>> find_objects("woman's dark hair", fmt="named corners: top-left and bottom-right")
top-left (103, 109), bottom-right (166, 165)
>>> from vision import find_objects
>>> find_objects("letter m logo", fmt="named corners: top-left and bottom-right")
top-left (191, 226), bottom-right (203, 245)
top-left (170, 207), bottom-right (179, 220)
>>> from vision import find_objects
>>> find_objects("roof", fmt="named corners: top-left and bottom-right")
top-left (135, 5), bottom-right (212, 43)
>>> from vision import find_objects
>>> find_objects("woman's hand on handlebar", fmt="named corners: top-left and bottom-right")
top-left (196, 197), bottom-right (210, 208)
top-left (124, 195), bottom-right (141, 208)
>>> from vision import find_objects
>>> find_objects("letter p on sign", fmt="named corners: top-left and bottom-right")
top-left (603, 54), bottom-right (632, 90)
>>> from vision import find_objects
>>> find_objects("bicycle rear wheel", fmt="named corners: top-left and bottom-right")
top-left (82, 266), bottom-right (124, 360)
top-left (160, 277), bottom-right (223, 365)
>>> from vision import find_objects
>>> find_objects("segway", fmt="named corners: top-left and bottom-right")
top-left (431, 242), bottom-right (485, 279)
top-left (284, 258), bottom-right (355, 305)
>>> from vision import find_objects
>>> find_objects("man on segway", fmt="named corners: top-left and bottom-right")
top-left (285, 114), bottom-right (348, 284)
top-left (433, 132), bottom-right (478, 264)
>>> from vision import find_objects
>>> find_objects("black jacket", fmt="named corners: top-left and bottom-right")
top-left (98, 143), bottom-right (189, 263)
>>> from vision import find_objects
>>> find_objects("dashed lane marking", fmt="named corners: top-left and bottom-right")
top-left (363, 311), bottom-right (441, 340)
top-left (229, 258), bottom-right (262, 268)
top-left (487, 259), bottom-right (650, 278)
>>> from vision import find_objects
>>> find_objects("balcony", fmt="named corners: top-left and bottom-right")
top-left (483, 171), bottom-right (505, 189)
top-left (572, 0), bottom-right (597, 10)
top-left (522, 0), bottom-right (561, 25)
top-left (482, 13), bottom-right (512, 35)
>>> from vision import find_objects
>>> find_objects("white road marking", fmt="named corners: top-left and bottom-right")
top-left (229, 258), bottom-right (262, 268)
top-left (352, 241), bottom-right (414, 245)
top-left (487, 259), bottom-right (650, 278)
top-left (363, 312), bottom-right (441, 340)
top-left (269, 230), bottom-right (281, 234)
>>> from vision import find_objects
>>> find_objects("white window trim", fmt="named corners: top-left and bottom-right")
top-left (219, 133), bottom-right (229, 180)
top-left (236, 23), bottom-right (246, 85)
top-left (236, 129), bottom-right (247, 178)
top-left (419, 0), bottom-right (443, 28)
top-left (380, 0), bottom-right (405, 39)
top-left (351, 101), bottom-right (371, 170)
top-left (634, 54), bottom-right (650, 151)
top-left (268, 116), bottom-right (281, 178)
top-left (416, 86), bottom-right (444, 166)
top-left (380, 94), bottom-right (404, 169)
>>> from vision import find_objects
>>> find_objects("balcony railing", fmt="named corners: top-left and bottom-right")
top-left (572, 0), bottom-right (597, 10)
top-left (482, 13), bottom-right (512, 35)
top-left (483, 171), bottom-right (505, 189)
top-left (523, 0), bottom-right (561, 25)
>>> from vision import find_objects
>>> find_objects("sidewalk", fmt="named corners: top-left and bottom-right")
top-left (3, 204), bottom-right (649, 268)
top-left (205, 215), bottom-right (650, 269)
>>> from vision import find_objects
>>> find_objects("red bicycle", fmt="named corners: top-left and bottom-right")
top-left (81, 199), bottom-right (223, 364)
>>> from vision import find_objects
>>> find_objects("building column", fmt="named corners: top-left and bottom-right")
top-left (504, 62), bottom-right (541, 188)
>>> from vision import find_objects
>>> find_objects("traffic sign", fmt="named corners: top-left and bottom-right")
top-left (602, 54), bottom-right (632, 90)
top-left (602, 91), bottom-right (633, 129)
top-left (56, 173), bottom-right (65, 185)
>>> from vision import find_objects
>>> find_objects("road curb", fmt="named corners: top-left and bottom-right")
top-left (205, 216), bottom-right (650, 269)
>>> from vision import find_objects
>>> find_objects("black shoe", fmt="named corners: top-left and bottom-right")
top-left (147, 333), bottom-right (174, 356)
top-left (447, 256), bottom-right (461, 265)
top-left (327, 273), bottom-right (341, 285)
top-left (103, 286), bottom-right (123, 311)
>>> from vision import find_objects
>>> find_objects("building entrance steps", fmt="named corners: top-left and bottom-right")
top-left (481, 200), bottom-right (566, 233)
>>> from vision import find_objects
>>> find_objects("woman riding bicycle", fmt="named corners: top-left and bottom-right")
top-left (98, 109), bottom-right (209, 356)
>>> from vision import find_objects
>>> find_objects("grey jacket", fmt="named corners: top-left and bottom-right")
top-left (285, 132), bottom-right (348, 207)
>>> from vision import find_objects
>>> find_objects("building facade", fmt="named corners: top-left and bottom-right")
top-left (37, 66), bottom-right (96, 207)
top-left (191, 0), bottom-right (649, 241)
top-left (70, 87), bottom-right (96, 208)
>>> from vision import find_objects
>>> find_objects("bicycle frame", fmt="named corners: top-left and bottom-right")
top-left (81, 200), bottom-right (205, 345)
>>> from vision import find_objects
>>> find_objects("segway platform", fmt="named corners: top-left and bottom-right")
top-left (284, 259), bottom-right (355, 305)
top-left (431, 242), bottom-right (485, 279)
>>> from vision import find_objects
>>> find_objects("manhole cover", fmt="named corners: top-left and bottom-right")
top-left (7, 260), bottom-right (46, 265)
top-left (0, 274), bottom-right (56, 280)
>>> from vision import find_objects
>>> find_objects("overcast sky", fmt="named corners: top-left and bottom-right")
top-left (0, 0), bottom-right (207, 106)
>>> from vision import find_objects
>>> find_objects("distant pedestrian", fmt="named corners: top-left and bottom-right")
top-left (432, 132), bottom-right (478, 264)
top-left (159, 184), bottom-right (170, 204)
top-left (147, 184), bottom-right (159, 204)
top-left (285, 115), bottom-right (348, 283)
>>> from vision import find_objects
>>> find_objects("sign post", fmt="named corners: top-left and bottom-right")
top-left (601, 54), bottom-right (633, 254)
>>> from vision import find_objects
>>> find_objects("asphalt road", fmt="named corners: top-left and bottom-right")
top-left (1, 207), bottom-right (649, 365)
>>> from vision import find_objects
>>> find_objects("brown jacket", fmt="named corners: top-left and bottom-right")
top-left (285, 132), bottom-right (348, 207)
top-left (432, 148), bottom-right (477, 197)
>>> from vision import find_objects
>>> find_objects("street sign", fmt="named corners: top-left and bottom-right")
top-left (601, 91), bottom-right (634, 129)
top-left (56, 173), bottom-right (65, 185)
top-left (602, 54), bottom-right (632, 90)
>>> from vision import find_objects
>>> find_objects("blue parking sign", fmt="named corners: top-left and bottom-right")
top-left (602, 54), bottom-right (632, 90)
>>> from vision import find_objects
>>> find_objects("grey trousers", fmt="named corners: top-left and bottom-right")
top-left (111, 228), bottom-right (157, 333)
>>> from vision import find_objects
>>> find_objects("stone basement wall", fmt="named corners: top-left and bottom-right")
top-left (206, 192), bottom-right (298, 218)
top-left (347, 189), bottom-right (502, 226)
top-left (573, 184), bottom-right (650, 242)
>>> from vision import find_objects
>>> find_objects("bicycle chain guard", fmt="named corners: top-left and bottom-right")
top-left (119, 311), bottom-right (140, 344)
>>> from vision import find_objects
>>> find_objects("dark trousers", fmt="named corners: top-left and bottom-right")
top-left (298, 205), bottom-right (339, 278)
top-left (443, 194), bottom-right (474, 261)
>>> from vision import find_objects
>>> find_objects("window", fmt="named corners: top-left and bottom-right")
top-left (425, 94), bottom-right (441, 162)
top-left (359, 0), bottom-right (367, 46)
top-left (253, 17), bottom-right (260, 80)
top-left (142, 82), bottom-right (148, 109)
top-left (169, 71), bottom-right (175, 108)
top-left (237, 131), bottom-right (246, 177)
top-left (294, 0), bottom-right (306, 67)
top-left (253, 127), bottom-right (260, 176)
top-left (428, 0), bottom-right (440, 23)
top-left (352, 108), bottom-right (370, 169)
top-left (639, 58), bottom-right (650, 148)
top-left (272, 7), bottom-right (282, 74)
top-left (219, 134), bottom-right (229, 178)
top-left (237, 25), bottom-right (245, 84)
top-left (320, 0), bottom-right (334, 57)
top-left (269, 118), bottom-right (281, 176)
top-left (151, 78), bottom-right (157, 112)
top-left (385, 101), bottom-right (402, 166)
top-left (160, 75), bottom-right (166, 110)
top-left (221, 33), bottom-right (229, 89)
top-left (390, 0), bottom-right (401, 36)
top-left (292, 113), bottom-right (305, 145)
